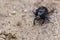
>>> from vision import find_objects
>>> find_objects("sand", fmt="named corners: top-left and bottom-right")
top-left (0, 0), bottom-right (60, 40)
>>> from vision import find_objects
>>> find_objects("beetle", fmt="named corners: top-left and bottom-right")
top-left (33, 6), bottom-right (54, 25)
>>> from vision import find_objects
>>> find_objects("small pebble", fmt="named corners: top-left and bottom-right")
top-left (24, 9), bottom-right (28, 13)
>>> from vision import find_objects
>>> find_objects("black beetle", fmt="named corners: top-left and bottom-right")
top-left (33, 6), bottom-right (54, 25)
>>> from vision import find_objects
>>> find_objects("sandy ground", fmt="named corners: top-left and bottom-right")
top-left (0, 0), bottom-right (60, 40)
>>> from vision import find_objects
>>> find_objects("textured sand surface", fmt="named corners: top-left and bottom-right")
top-left (0, 0), bottom-right (60, 40)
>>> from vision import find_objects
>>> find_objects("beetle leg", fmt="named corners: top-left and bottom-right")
top-left (45, 17), bottom-right (50, 22)
top-left (33, 18), bottom-right (36, 25)
top-left (33, 19), bottom-right (35, 25)
top-left (43, 17), bottom-right (50, 24)
top-left (41, 19), bottom-right (45, 24)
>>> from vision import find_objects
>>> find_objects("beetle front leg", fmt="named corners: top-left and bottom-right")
top-left (41, 19), bottom-right (45, 25)
top-left (33, 18), bottom-right (36, 25)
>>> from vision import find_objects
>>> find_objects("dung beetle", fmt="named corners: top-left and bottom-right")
top-left (33, 6), bottom-right (54, 25)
